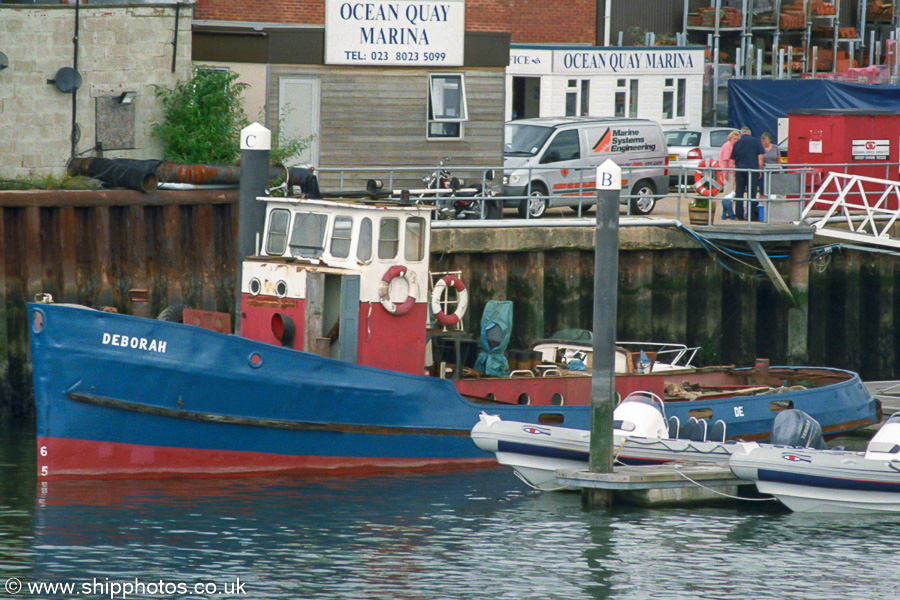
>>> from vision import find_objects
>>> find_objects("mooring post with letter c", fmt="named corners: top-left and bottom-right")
top-left (586, 159), bottom-right (622, 509)
top-left (236, 123), bottom-right (271, 335)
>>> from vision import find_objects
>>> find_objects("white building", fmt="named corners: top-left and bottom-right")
top-left (506, 44), bottom-right (705, 129)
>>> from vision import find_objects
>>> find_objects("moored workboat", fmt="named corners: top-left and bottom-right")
top-left (27, 189), bottom-right (880, 479)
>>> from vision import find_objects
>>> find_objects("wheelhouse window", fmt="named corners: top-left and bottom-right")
top-left (427, 73), bottom-right (467, 140)
top-left (357, 217), bottom-right (373, 262)
top-left (330, 216), bottom-right (353, 259)
top-left (289, 212), bottom-right (328, 259)
top-left (265, 208), bottom-right (291, 255)
top-left (378, 217), bottom-right (400, 259)
top-left (404, 217), bottom-right (426, 261)
top-left (662, 78), bottom-right (686, 119)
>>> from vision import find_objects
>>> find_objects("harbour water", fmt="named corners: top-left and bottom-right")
top-left (2, 423), bottom-right (899, 600)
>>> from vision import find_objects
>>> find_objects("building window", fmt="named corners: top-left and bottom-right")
top-left (265, 209), bottom-right (291, 255)
top-left (427, 73), bottom-right (467, 140)
top-left (615, 79), bottom-right (639, 118)
top-left (663, 78), bottom-right (686, 119)
top-left (565, 79), bottom-right (590, 116)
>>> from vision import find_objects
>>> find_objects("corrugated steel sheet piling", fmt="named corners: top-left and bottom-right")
top-left (236, 123), bottom-right (271, 335)
top-left (586, 160), bottom-right (622, 509)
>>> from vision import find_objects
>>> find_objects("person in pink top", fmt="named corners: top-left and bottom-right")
top-left (718, 130), bottom-right (739, 220)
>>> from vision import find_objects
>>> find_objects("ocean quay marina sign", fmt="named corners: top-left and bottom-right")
top-left (325, 0), bottom-right (464, 66)
top-left (509, 47), bottom-right (705, 76)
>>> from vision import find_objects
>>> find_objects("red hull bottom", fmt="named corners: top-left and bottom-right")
top-left (36, 437), bottom-right (496, 480)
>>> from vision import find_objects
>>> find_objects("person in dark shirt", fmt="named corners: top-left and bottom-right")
top-left (730, 126), bottom-right (764, 221)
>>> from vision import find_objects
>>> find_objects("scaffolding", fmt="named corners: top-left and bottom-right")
top-left (684, 0), bottom-right (900, 123)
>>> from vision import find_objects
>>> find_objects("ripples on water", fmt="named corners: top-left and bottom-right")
top-left (2, 425), bottom-right (899, 600)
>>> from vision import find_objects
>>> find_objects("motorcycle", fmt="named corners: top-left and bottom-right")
top-left (414, 158), bottom-right (502, 220)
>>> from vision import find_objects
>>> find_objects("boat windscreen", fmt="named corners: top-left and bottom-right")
top-left (620, 390), bottom-right (664, 413)
top-left (289, 212), bottom-right (327, 259)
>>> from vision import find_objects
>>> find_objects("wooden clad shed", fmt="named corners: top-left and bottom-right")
top-left (193, 15), bottom-right (509, 192)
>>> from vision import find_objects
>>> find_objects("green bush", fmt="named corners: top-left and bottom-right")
top-left (152, 67), bottom-right (249, 164)
top-left (152, 67), bottom-right (314, 167)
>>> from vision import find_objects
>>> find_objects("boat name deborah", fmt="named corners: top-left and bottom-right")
top-left (101, 332), bottom-right (169, 353)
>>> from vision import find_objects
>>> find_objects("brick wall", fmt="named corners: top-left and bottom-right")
top-left (508, 0), bottom-right (596, 44)
top-left (194, 0), bottom-right (324, 24)
top-left (194, 0), bottom-right (595, 42)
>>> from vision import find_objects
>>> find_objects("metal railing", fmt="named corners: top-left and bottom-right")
top-left (315, 162), bottom-right (670, 220)
top-left (312, 160), bottom-right (900, 233)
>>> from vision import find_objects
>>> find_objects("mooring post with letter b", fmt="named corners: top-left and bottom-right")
top-left (235, 123), bottom-right (271, 336)
top-left (585, 159), bottom-right (622, 509)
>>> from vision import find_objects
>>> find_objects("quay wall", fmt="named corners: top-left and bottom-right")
top-left (1, 189), bottom-right (896, 420)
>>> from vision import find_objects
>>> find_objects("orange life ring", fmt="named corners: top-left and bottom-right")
top-left (379, 265), bottom-right (418, 316)
top-left (694, 159), bottom-right (725, 197)
top-left (431, 275), bottom-right (469, 326)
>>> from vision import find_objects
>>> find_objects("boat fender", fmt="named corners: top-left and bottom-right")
top-left (380, 265), bottom-right (418, 316)
top-left (693, 159), bottom-right (724, 197)
top-left (430, 274), bottom-right (469, 326)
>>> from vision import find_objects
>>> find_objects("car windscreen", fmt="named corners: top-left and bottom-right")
top-left (504, 123), bottom-right (554, 156)
top-left (664, 131), bottom-right (700, 147)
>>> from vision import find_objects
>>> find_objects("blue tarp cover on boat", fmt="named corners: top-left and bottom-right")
top-left (475, 300), bottom-right (512, 377)
top-left (727, 79), bottom-right (900, 143)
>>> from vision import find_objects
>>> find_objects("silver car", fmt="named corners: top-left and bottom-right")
top-left (664, 127), bottom-right (734, 188)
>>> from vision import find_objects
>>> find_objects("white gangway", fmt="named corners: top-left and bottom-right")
top-left (801, 171), bottom-right (900, 249)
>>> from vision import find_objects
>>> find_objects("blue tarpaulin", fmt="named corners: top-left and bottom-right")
top-left (475, 300), bottom-right (512, 377)
top-left (727, 79), bottom-right (900, 143)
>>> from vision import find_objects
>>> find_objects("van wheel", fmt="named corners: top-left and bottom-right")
top-left (518, 183), bottom-right (548, 218)
top-left (630, 180), bottom-right (656, 215)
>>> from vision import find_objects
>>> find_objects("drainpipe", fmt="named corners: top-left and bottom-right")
top-left (71, 0), bottom-right (80, 160)
top-left (603, 0), bottom-right (611, 46)
top-left (171, 2), bottom-right (180, 73)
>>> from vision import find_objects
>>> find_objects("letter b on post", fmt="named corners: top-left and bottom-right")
top-left (595, 159), bottom-right (622, 191)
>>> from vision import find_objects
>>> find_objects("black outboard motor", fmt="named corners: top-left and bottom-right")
top-left (769, 409), bottom-right (828, 449)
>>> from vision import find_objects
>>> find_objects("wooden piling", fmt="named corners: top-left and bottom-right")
top-left (0, 188), bottom-right (899, 420)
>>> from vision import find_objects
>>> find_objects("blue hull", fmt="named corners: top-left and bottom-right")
top-left (29, 303), bottom-right (592, 477)
top-left (27, 303), bottom-right (879, 478)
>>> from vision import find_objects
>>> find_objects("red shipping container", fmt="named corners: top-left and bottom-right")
top-left (787, 109), bottom-right (900, 209)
